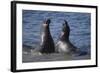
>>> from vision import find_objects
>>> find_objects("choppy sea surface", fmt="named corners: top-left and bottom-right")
top-left (22, 10), bottom-right (91, 63)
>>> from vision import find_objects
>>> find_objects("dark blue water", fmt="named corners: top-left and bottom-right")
top-left (22, 10), bottom-right (91, 53)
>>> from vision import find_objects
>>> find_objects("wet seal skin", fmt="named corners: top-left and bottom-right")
top-left (56, 20), bottom-right (79, 54)
top-left (40, 19), bottom-right (55, 54)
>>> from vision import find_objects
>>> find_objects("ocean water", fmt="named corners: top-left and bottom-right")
top-left (22, 10), bottom-right (91, 62)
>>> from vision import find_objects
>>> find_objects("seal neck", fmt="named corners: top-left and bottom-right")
top-left (60, 32), bottom-right (70, 41)
top-left (42, 24), bottom-right (51, 35)
top-left (61, 21), bottom-right (70, 41)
